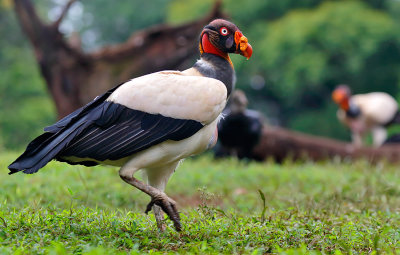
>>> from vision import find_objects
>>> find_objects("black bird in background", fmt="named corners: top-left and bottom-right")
top-left (215, 90), bottom-right (263, 160)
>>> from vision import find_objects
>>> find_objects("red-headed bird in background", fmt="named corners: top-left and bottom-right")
top-left (332, 84), bottom-right (399, 147)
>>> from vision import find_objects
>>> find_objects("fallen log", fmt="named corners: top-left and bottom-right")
top-left (252, 125), bottom-right (400, 163)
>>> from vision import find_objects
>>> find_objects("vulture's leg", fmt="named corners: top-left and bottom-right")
top-left (119, 163), bottom-right (181, 231)
top-left (146, 162), bottom-right (179, 232)
top-left (371, 126), bottom-right (387, 147)
top-left (351, 131), bottom-right (364, 147)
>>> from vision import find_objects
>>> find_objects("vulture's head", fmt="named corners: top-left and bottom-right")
top-left (332, 84), bottom-right (351, 111)
top-left (199, 19), bottom-right (253, 60)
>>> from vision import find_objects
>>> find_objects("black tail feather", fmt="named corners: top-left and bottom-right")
top-left (8, 117), bottom-right (89, 174)
top-left (8, 132), bottom-right (54, 174)
top-left (392, 111), bottom-right (400, 124)
top-left (8, 85), bottom-right (121, 175)
top-left (384, 133), bottom-right (400, 144)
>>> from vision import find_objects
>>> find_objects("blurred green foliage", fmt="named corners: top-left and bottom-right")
top-left (1, 0), bottom-right (400, 150)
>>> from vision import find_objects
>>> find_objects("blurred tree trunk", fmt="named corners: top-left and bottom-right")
top-left (253, 125), bottom-right (400, 163)
top-left (14, 0), bottom-right (223, 118)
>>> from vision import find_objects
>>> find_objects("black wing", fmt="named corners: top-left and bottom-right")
top-left (44, 84), bottom-right (121, 133)
top-left (8, 85), bottom-right (120, 174)
top-left (8, 87), bottom-right (203, 174)
top-left (58, 101), bottom-right (203, 162)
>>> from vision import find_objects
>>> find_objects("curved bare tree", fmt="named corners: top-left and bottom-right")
top-left (14, 0), bottom-right (223, 118)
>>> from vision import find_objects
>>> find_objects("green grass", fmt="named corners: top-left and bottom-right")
top-left (1, 151), bottom-right (400, 254)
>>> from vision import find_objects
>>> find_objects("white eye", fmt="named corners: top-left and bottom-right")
top-left (220, 27), bottom-right (229, 36)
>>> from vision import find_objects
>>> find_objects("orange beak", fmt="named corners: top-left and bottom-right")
top-left (235, 31), bottom-right (253, 59)
top-left (332, 89), bottom-right (346, 104)
top-left (332, 89), bottom-right (350, 110)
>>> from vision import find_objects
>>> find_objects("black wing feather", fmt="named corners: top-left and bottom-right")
top-left (59, 103), bottom-right (203, 161)
top-left (8, 85), bottom-right (121, 174)
top-left (8, 97), bottom-right (204, 174)
top-left (44, 85), bottom-right (121, 133)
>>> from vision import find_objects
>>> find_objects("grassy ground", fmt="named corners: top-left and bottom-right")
top-left (1, 151), bottom-right (400, 254)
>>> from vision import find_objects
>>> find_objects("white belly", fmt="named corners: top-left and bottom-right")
top-left (114, 118), bottom-right (219, 170)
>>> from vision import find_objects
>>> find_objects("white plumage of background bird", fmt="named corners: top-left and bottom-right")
top-left (332, 84), bottom-right (400, 147)
top-left (8, 19), bottom-right (253, 231)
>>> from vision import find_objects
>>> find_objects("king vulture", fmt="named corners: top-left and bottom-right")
top-left (216, 90), bottom-right (263, 159)
top-left (332, 85), bottom-right (400, 147)
top-left (8, 19), bottom-right (253, 231)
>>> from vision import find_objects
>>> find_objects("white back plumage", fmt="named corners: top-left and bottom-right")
top-left (107, 71), bottom-right (227, 125)
top-left (352, 92), bottom-right (398, 124)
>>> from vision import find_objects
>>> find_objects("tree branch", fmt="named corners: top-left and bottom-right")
top-left (14, 0), bottom-right (44, 49)
top-left (52, 0), bottom-right (77, 29)
top-left (89, 1), bottom-right (224, 61)
top-left (14, 0), bottom-right (225, 118)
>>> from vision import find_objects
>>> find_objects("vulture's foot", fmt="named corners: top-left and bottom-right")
top-left (145, 192), bottom-right (181, 231)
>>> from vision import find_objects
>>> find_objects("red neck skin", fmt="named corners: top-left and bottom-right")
top-left (340, 98), bottom-right (350, 111)
top-left (201, 33), bottom-right (230, 62)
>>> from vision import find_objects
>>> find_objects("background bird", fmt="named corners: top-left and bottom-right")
top-left (215, 89), bottom-right (263, 160)
top-left (8, 19), bottom-right (252, 232)
top-left (332, 84), bottom-right (400, 147)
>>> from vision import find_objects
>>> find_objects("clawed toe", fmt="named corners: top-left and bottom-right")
top-left (145, 193), bottom-right (181, 231)
top-left (145, 200), bottom-right (155, 214)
